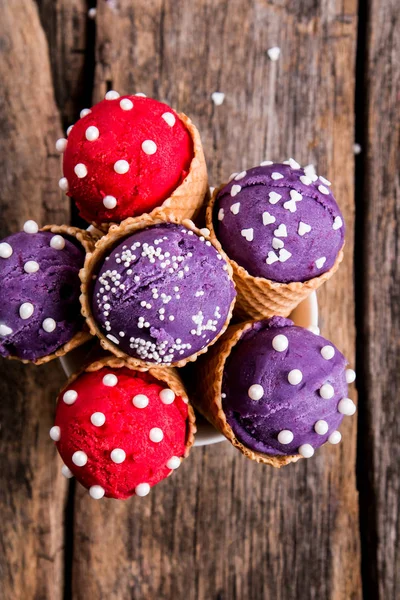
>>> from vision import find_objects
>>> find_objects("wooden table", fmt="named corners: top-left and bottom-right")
top-left (0, 1), bottom-right (398, 598)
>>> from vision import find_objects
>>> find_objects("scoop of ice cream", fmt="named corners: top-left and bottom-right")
top-left (214, 162), bottom-right (345, 283)
top-left (222, 317), bottom-right (356, 457)
top-left (0, 226), bottom-right (85, 361)
top-left (52, 366), bottom-right (189, 499)
top-left (60, 94), bottom-right (193, 223)
top-left (91, 223), bottom-right (236, 365)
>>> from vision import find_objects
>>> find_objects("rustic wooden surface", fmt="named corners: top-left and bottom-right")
top-left (0, 0), bottom-right (397, 598)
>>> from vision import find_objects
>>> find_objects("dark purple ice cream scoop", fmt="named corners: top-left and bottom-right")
top-left (222, 316), bottom-right (356, 457)
top-left (0, 225), bottom-right (85, 361)
top-left (92, 223), bottom-right (236, 365)
top-left (214, 161), bottom-right (345, 283)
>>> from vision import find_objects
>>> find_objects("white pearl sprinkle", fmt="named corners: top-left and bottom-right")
top-left (0, 243), bottom-right (13, 258)
top-left (320, 383), bottom-right (335, 399)
top-left (231, 184), bottom-right (241, 197)
top-left (58, 177), bottom-right (69, 192)
top-left (23, 220), bottom-right (39, 234)
top-left (120, 98), bottom-right (133, 111)
top-left (141, 140), bottom-right (157, 155)
top-left (338, 398), bottom-right (357, 416)
top-left (267, 46), bottom-right (281, 61)
top-left (318, 185), bottom-right (330, 195)
top-left (162, 112), bottom-right (176, 126)
top-left (89, 485), bottom-right (105, 499)
top-left (24, 260), bottom-right (39, 273)
top-left (272, 334), bottom-right (288, 352)
top-left (19, 302), bottom-right (34, 320)
top-left (288, 369), bottom-right (303, 385)
top-left (50, 235), bottom-right (65, 250)
top-left (308, 325), bottom-right (320, 335)
top-left (55, 138), bottom-right (68, 153)
top-left (278, 430), bottom-right (294, 444)
top-left (135, 483), bottom-right (150, 497)
top-left (105, 90), bottom-right (120, 100)
top-left (88, 7), bottom-right (97, 19)
top-left (61, 465), bottom-right (73, 479)
top-left (345, 369), bottom-right (356, 384)
top-left (110, 448), bottom-right (126, 463)
top-left (42, 318), bottom-right (56, 332)
top-left (103, 195), bottom-right (117, 209)
top-left (103, 374), bottom-right (118, 387)
top-left (328, 430), bottom-right (342, 444)
top-left (167, 456), bottom-right (181, 470)
top-left (314, 420), bottom-right (329, 435)
top-left (85, 126), bottom-right (100, 141)
top-left (299, 444), bottom-right (314, 458)
top-left (72, 451), bottom-right (87, 467)
top-left (132, 394), bottom-right (149, 408)
top-left (90, 412), bottom-right (106, 426)
top-left (63, 389), bottom-right (78, 405)
top-left (248, 384), bottom-right (264, 400)
top-left (74, 163), bottom-right (88, 178)
top-left (80, 108), bottom-right (92, 118)
top-left (321, 345), bottom-right (335, 360)
top-left (66, 125), bottom-right (74, 136)
top-left (159, 388), bottom-right (175, 404)
top-left (149, 427), bottom-right (164, 443)
top-left (49, 426), bottom-right (61, 441)
top-left (0, 324), bottom-right (12, 336)
top-left (114, 159), bottom-right (129, 174)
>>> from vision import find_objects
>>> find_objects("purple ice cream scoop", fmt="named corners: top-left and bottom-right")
top-left (92, 223), bottom-right (236, 365)
top-left (214, 162), bottom-right (345, 283)
top-left (0, 227), bottom-right (85, 361)
top-left (222, 317), bottom-right (356, 457)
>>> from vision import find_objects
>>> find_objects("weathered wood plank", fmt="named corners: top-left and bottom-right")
top-left (357, 0), bottom-right (400, 597)
top-left (72, 2), bottom-right (361, 599)
top-left (0, 2), bottom-right (69, 599)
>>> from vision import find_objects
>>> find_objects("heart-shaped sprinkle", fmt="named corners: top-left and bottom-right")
top-left (300, 175), bottom-right (312, 185)
top-left (283, 199), bottom-right (297, 213)
top-left (315, 256), bottom-right (326, 269)
top-left (272, 238), bottom-right (284, 249)
top-left (271, 172), bottom-right (284, 180)
top-left (279, 248), bottom-right (292, 262)
top-left (235, 171), bottom-right (247, 180)
top-left (304, 164), bottom-right (318, 181)
top-left (298, 221), bottom-right (312, 236)
top-left (318, 185), bottom-right (330, 195)
top-left (268, 191), bottom-right (282, 205)
top-left (266, 251), bottom-right (279, 264)
top-left (290, 189), bottom-right (303, 202)
top-left (262, 211), bottom-right (276, 225)
top-left (288, 158), bottom-right (301, 169)
top-left (332, 216), bottom-right (343, 230)
top-left (241, 228), bottom-right (254, 242)
top-left (230, 202), bottom-right (240, 215)
top-left (218, 208), bottom-right (224, 221)
top-left (274, 224), bottom-right (287, 237)
top-left (231, 184), bottom-right (241, 197)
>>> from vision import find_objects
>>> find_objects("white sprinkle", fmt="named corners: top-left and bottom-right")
top-left (304, 164), bottom-right (318, 181)
top-left (49, 426), bottom-right (60, 441)
top-left (272, 334), bottom-right (288, 352)
top-left (277, 430), bottom-right (294, 444)
top-left (230, 202), bottom-right (240, 215)
top-left (85, 126), bottom-right (99, 141)
top-left (218, 208), bottom-right (224, 221)
top-left (72, 451), bottom-right (87, 467)
top-left (50, 235), bottom-right (65, 250)
top-left (266, 250), bottom-right (279, 265)
top-left (0, 324), bottom-right (13, 336)
top-left (42, 318), bottom-right (56, 332)
top-left (260, 160), bottom-right (273, 166)
top-left (298, 221), bottom-right (311, 236)
top-left (333, 216), bottom-right (343, 230)
top-left (19, 302), bottom-right (34, 320)
top-left (274, 224), bottom-right (287, 238)
top-left (228, 172), bottom-right (238, 181)
top-left (314, 420), bottom-right (329, 435)
top-left (55, 138), bottom-right (67, 153)
top-left (231, 184), bottom-right (241, 197)
top-left (315, 257), bottom-right (327, 269)
top-left (89, 485), bottom-right (105, 499)
top-left (235, 171), bottom-right (247, 180)
top-left (161, 112), bottom-right (176, 126)
top-left (267, 46), bottom-right (281, 61)
top-left (23, 220), bottom-right (39, 234)
top-left (160, 388), bottom-right (175, 404)
top-left (63, 390), bottom-right (78, 405)
top-left (241, 228), bottom-right (254, 242)
top-left (105, 90), bottom-right (120, 100)
top-left (318, 185), bottom-right (330, 195)
top-left (132, 394), bottom-right (149, 408)
top-left (345, 369), bottom-right (356, 384)
top-left (211, 92), bottom-right (225, 106)
top-left (88, 7), bottom-right (96, 18)
top-left (288, 158), bottom-right (301, 169)
top-left (272, 238), bottom-right (284, 250)
top-left (248, 384), bottom-right (264, 400)
top-left (262, 211), bottom-right (276, 225)
top-left (91, 412), bottom-right (106, 426)
top-left (320, 383), bottom-right (334, 399)
top-left (319, 176), bottom-right (331, 186)
top-left (288, 369), bottom-right (303, 385)
top-left (167, 456), bottom-right (181, 470)
top-left (103, 195), bottom-right (117, 209)
top-left (80, 108), bottom-right (91, 118)
top-left (135, 483), bottom-right (150, 497)
top-left (300, 175), bottom-right (312, 185)
top-left (58, 177), bottom-right (69, 192)
top-left (321, 345), bottom-right (335, 360)
top-left (299, 444), bottom-right (314, 458)
top-left (338, 398), bottom-right (357, 416)
top-left (120, 98), bottom-right (133, 111)
top-left (106, 334), bottom-right (119, 345)
top-left (200, 228), bottom-right (210, 236)
top-left (308, 325), bottom-right (320, 335)
top-left (74, 163), bottom-right (88, 178)
top-left (353, 143), bottom-right (362, 155)
top-left (149, 427), bottom-right (164, 443)
top-left (66, 125), bottom-right (74, 136)
top-left (328, 430), bottom-right (342, 444)
top-left (135, 92), bottom-right (147, 97)
top-left (110, 448), bottom-right (126, 463)
top-left (141, 140), bottom-right (157, 155)
top-left (61, 465), bottom-right (73, 479)
top-left (271, 172), bottom-right (284, 180)
top-left (0, 243), bottom-right (12, 259)
top-left (114, 159), bottom-right (129, 174)
top-left (103, 374), bottom-right (118, 387)
top-left (279, 248), bottom-right (292, 262)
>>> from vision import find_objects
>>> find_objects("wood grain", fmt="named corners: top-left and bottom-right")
top-left (70, 2), bottom-right (361, 599)
top-left (0, 2), bottom-right (68, 599)
top-left (357, 0), bottom-right (400, 597)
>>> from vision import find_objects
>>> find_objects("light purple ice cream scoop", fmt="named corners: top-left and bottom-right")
top-left (92, 223), bottom-right (236, 365)
top-left (222, 317), bottom-right (356, 457)
top-left (214, 162), bottom-right (345, 283)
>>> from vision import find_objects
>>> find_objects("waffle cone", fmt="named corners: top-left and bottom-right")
top-left (92, 113), bottom-right (209, 233)
top-left (206, 185), bottom-right (344, 320)
top-left (195, 321), bottom-right (300, 467)
top-left (60, 355), bottom-right (196, 458)
top-left (80, 215), bottom-right (236, 368)
top-left (6, 225), bottom-right (95, 366)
